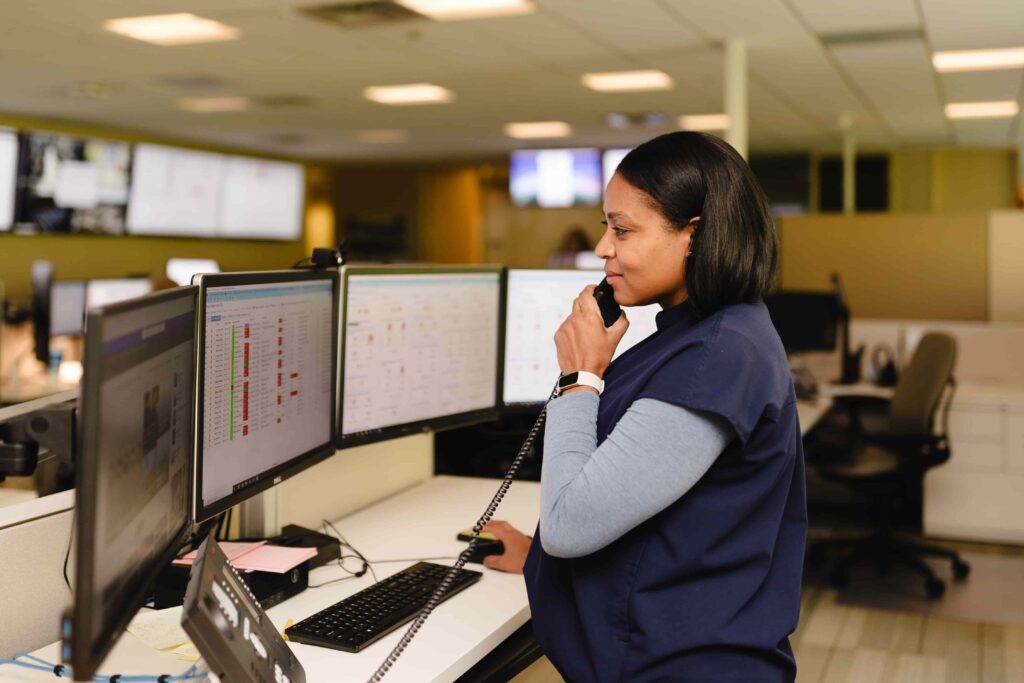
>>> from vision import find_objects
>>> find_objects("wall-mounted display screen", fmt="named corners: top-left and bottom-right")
top-left (218, 156), bottom-right (304, 240)
top-left (127, 143), bottom-right (304, 240)
top-left (14, 131), bottom-right (132, 234)
top-left (126, 144), bottom-right (224, 238)
top-left (509, 148), bottom-right (602, 208)
top-left (0, 128), bottom-right (18, 230)
top-left (602, 148), bottom-right (631, 189)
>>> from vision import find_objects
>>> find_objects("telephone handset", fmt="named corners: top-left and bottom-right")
top-left (368, 283), bottom-right (617, 681)
top-left (593, 277), bottom-right (622, 327)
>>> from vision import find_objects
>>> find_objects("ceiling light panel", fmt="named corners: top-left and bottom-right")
top-left (104, 13), bottom-right (240, 46)
top-left (933, 47), bottom-right (1024, 72)
top-left (504, 121), bottom-right (571, 139)
top-left (581, 70), bottom-right (675, 93)
top-left (363, 83), bottom-right (454, 105)
top-left (944, 101), bottom-right (1019, 119)
top-left (678, 114), bottom-right (731, 131)
top-left (396, 0), bottom-right (535, 21)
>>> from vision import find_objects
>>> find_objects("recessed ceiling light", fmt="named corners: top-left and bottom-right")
top-left (581, 70), bottom-right (675, 93)
top-left (933, 47), bottom-right (1024, 73)
top-left (178, 97), bottom-right (250, 113)
top-left (104, 13), bottom-right (240, 46)
top-left (363, 83), bottom-right (454, 105)
top-left (944, 101), bottom-right (1019, 119)
top-left (356, 129), bottom-right (409, 144)
top-left (605, 113), bottom-right (631, 129)
top-left (678, 114), bottom-right (731, 131)
top-left (504, 121), bottom-right (572, 139)
top-left (396, 0), bottom-right (534, 21)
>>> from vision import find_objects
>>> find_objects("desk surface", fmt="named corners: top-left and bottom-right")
top-left (16, 476), bottom-right (542, 683)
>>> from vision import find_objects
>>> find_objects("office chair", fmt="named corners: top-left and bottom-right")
top-left (807, 332), bottom-right (970, 598)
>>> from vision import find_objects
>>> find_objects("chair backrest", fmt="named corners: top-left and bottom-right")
top-left (888, 332), bottom-right (957, 436)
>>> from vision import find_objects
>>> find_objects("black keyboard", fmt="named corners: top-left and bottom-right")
top-left (285, 562), bottom-right (482, 653)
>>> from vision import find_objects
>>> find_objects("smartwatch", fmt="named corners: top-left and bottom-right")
top-left (556, 371), bottom-right (604, 397)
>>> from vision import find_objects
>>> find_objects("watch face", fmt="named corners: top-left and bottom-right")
top-left (558, 371), bottom-right (579, 388)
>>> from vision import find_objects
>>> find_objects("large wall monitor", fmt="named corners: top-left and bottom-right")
top-left (127, 143), bottom-right (224, 238)
top-left (509, 148), bottom-right (602, 208)
top-left (194, 270), bottom-right (338, 522)
top-left (66, 286), bottom-right (197, 681)
top-left (602, 148), bottom-right (631, 189)
top-left (338, 265), bottom-right (503, 447)
top-left (127, 143), bottom-right (304, 240)
top-left (14, 131), bottom-right (132, 234)
top-left (503, 269), bottom-right (661, 406)
top-left (0, 128), bottom-right (17, 230)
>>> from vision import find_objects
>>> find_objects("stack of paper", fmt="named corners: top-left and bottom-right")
top-left (172, 540), bottom-right (317, 573)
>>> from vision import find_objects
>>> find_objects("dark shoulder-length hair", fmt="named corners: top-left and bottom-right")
top-left (615, 131), bottom-right (778, 317)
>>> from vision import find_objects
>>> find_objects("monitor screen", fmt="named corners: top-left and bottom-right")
top-left (14, 131), bottom-right (131, 234)
top-left (68, 286), bottom-right (197, 680)
top-left (763, 291), bottom-right (840, 352)
top-left (167, 258), bottom-right (221, 286)
top-left (195, 270), bottom-right (338, 522)
top-left (509, 148), bottom-right (602, 208)
top-left (51, 280), bottom-right (86, 337)
top-left (339, 266), bottom-right (502, 446)
top-left (602, 148), bottom-right (631, 189)
top-left (127, 143), bottom-right (224, 238)
top-left (218, 156), bottom-right (304, 240)
top-left (0, 128), bottom-right (17, 230)
top-left (86, 278), bottom-right (153, 311)
top-left (503, 269), bottom-right (660, 406)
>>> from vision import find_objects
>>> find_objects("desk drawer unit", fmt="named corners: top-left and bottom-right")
top-left (925, 396), bottom-right (1024, 544)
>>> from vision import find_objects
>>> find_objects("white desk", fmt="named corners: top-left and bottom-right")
top-left (13, 476), bottom-right (541, 683)
top-left (798, 397), bottom-right (832, 436)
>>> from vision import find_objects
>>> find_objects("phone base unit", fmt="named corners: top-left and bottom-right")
top-left (182, 536), bottom-right (306, 683)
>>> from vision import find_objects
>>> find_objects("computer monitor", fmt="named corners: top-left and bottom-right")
top-left (66, 286), bottom-right (198, 681)
top-left (51, 280), bottom-right (86, 336)
top-left (30, 260), bottom-right (53, 362)
top-left (338, 265), bottom-right (503, 447)
top-left (85, 278), bottom-right (153, 311)
top-left (763, 291), bottom-right (841, 353)
top-left (503, 269), bottom-right (660, 407)
top-left (0, 128), bottom-right (17, 231)
top-left (602, 148), bottom-right (631, 189)
top-left (166, 258), bottom-right (221, 286)
top-left (193, 270), bottom-right (339, 522)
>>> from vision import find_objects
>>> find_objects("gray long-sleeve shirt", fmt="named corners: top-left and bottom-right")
top-left (540, 391), bottom-right (733, 558)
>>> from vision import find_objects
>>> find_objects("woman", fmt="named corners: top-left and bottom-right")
top-left (484, 131), bottom-right (805, 682)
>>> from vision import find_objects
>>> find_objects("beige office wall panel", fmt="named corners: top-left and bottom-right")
top-left (419, 167), bottom-right (484, 265)
top-left (889, 149), bottom-right (932, 212)
top-left (932, 149), bottom-right (1016, 211)
top-left (779, 213), bottom-right (988, 320)
top-left (988, 211), bottom-right (1024, 322)
top-left (273, 434), bottom-right (434, 534)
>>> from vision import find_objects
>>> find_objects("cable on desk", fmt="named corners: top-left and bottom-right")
top-left (321, 519), bottom-right (377, 584)
top-left (63, 508), bottom-right (75, 594)
top-left (6, 654), bottom-right (206, 681)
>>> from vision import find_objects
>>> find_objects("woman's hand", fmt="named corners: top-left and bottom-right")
top-left (554, 285), bottom-right (629, 379)
top-left (481, 520), bottom-right (532, 574)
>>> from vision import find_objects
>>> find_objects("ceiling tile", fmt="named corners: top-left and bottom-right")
top-left (919, 0), bottom-right (1024, 51)
top-left (786, 0), bottom-right (918, 35)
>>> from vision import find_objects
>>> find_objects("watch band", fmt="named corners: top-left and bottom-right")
top-left (557, 370), bottom-right (604, 396)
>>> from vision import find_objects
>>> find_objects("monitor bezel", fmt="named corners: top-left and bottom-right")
top-left (192, 269), bottom-right (340, 523)
top-left (336, 264), bottom-right (505, 449)
top-left (70, 285), bottom-right (199, 680)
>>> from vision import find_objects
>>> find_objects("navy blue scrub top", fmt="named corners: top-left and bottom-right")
top-left (524, 299), bottom-right (807, 683)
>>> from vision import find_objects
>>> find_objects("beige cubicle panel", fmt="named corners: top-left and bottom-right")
top-left (988, 211), bottom-right (1024, 323)
top-left (779, 212), bottom-right (989, 321)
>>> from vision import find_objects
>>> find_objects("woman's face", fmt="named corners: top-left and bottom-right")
top-left (596, 173), bottom-right (694, 309)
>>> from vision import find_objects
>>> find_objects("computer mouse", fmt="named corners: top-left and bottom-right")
top-left (462, 539), bottom-right (505, 564)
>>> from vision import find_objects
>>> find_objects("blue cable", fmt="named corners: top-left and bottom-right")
top-left (3, 653), bottom-right (207, 681)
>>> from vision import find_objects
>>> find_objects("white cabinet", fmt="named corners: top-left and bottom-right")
top-left (924, 387), bottom-right (1024, 545)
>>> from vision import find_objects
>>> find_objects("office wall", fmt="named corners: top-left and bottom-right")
top-left (779, 212), bottom-right (989, 320)
top-left (989, 211), bottom-right (1024, 322)
top-left (418, 167), bottom-right (485, 264)
top-left (888, 148), bottom-right (1017, 212)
